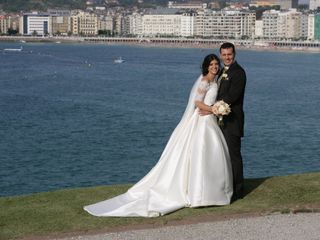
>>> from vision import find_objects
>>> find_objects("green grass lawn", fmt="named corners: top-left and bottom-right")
top-left (1, 172), bottom-right (319, 240)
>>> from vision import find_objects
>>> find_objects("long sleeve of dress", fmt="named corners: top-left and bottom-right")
top-left (194, 81), bottom-right (209, 103)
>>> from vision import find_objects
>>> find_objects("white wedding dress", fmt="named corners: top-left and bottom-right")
top-left (84, 75), bottom-right (233, 217)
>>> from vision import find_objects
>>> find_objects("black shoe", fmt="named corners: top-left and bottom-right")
top-left (231, 191), bottom-right (244, 203)
top-left (234, 184), bottom-right (244, 199)
top-left (231, 194), bottom-right (237, 203)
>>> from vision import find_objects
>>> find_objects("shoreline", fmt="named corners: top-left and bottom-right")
top-left (1, 36), bottom-right (320, 53)
top-left (2, 170), bottom-right (320, 199)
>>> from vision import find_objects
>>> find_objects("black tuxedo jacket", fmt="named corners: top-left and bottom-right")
top-left (217, 61), bottom-right (246, 137)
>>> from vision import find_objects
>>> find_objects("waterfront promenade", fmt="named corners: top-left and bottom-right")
top-left (1, 36), bottom-right (320, 52)
top-left (57, 213), bottom-right (320, 240)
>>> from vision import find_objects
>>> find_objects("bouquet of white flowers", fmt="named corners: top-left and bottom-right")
top-left (212, 100), bottom-right (231, 127)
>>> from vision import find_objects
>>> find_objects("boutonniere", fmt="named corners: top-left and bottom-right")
top-left (221, 72), bottom-right (229, 81)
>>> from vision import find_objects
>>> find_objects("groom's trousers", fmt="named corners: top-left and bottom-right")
top-left (222, 132), bottom-right (244, 198)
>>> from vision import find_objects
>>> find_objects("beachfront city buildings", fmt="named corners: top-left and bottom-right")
top-left (0, 13), bottom-right (19, 34)
top-left (71, 11), bottom-right (98, 36)
top-left (262, 9), bottom-right (303, 40)
top-left (19, 13), bottom-right (51, 35)
top-left (195, 9), bottom-right (256, 38)
top-left (260, 9), bottom-right (320, 40)
top-left (0, 0), bottom-right (320, 41)
top-left (50, 10), bottom-right (71, 36)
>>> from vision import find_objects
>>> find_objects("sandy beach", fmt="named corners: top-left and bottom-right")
top-left (1, 36), bottom-right (320, 53)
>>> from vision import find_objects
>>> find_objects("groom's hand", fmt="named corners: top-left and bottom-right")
top-left (198, 109), bottom-right (212, 116)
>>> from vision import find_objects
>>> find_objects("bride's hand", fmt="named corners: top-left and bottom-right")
top-left (211, 105), bottom-right (218, 115)
top-left (198, 109), bottom-right (212, 116)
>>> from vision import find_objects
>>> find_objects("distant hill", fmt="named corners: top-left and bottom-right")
top-left (0, 0), bottom-right (168, 12)
top-left (0, 0), bottom-right (86, 12)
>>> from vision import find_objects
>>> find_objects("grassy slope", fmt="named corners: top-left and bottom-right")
top-left (0, 172), bottom-right (320, 240)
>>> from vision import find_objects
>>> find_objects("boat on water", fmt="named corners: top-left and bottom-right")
top-left (3, 46), bottom-right (23, 52)
top-left (114, 57), bottom-right (125, 63)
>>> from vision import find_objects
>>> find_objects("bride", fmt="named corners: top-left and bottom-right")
top-left (84, 54), bottom-right (233, 217)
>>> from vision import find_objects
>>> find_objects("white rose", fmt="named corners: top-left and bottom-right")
top-left (218, 105), bottom-right (226, 114)
top-left (222, 73), bottom-right (228, 78)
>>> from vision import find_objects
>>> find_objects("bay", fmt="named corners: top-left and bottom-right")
top-left (0, 42), bottom-right (319, 197)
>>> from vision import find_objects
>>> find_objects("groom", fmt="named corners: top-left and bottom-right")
top-left (200, 42), bottom-right (246, 201)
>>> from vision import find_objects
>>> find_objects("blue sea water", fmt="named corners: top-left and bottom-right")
top-left (0, 42), bottom-right (319, 197)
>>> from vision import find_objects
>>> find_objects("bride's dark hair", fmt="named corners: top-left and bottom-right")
top-left (201, 54), bottom-right (220, 76)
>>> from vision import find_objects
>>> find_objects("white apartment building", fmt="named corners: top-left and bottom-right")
top-left (180, 12), bottom-right (196, 37)
top-left (262, 10), bottom-right (279, 39)
top-left (71, 15), bottom-right (79, 35)
top-left (127, 13), bottom-right (143, 35)
top-left (309, 0), bottom-right (320, 10)
top-left (277, 9), bottom-right (301, 39)
top-left (79, 12), bottom-right (98, 36)
top-left (127, 10), bottom-right (194, 37)
top-left (300, 13), bottom-right (309, 39)
top-left (114, 14), bottom-right (124, 35)
top-left (98, 15), bottom-right (114, 33)
top-left (142, 9), bottom-right (182, 37)
top-left (255, 19), bottom-right (263, 38)
top-left (241, 11), bottom-right (256, 38)
top-left (262, 9), bottom-right (320, 40)
top-left (263, 9), bottom-right (305, 40)
top-left (195, 10), bottom-right (255, 39)
top-left (0, 15), bottom-right (9, 34)
top-left (71, 11), bottom-right (98, 36)
top-left (308, 14), bottom-right (315, 40)
top-left (20, 13), bottom-right (51, 35)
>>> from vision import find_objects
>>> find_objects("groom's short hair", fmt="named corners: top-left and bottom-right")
top-left (220, 42), bottom-right (236, 54)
